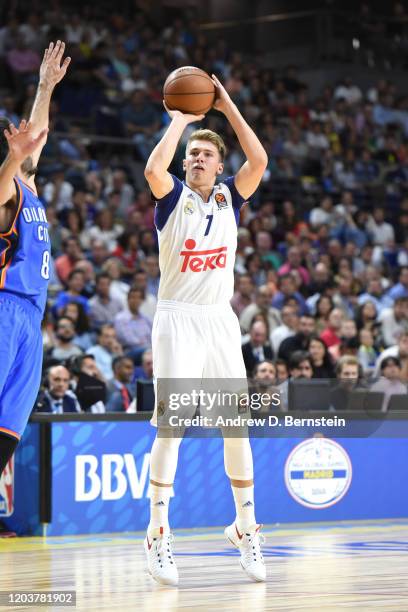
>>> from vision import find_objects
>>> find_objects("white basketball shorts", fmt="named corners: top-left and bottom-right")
top-left (150, 299), bottom-right (247, 426)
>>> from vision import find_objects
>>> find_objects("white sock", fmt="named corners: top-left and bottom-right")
top-left (148, 484), bottom-right (172, 535)
top-left (232, 485), bottom-right (256, 530)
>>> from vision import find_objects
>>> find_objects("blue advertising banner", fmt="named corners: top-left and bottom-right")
top-left (5, 420), bottom-right (408, 535)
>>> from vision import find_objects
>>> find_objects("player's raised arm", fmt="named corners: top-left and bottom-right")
top-left (0, 120), bottom-right (48, 207)
top-left (28, 40), bottom-right (71, 169)
top-left (211, 74), bottom-right (268, 200)
top-left (144, 105), bottom-right (204, 199)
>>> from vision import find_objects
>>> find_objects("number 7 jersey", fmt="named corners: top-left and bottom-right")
top-left (154, 174), bottom-right (245, 305)
top-left (0, 177), bottom-right (50, 314)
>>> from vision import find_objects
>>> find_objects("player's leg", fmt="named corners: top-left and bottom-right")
top-left (204, 308), bottom-right (266, 581)
top-left (145, 305), bottom-right (205, 585)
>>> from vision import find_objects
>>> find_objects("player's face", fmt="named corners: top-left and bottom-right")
top-left (183, 140), bottom-right (223, 187)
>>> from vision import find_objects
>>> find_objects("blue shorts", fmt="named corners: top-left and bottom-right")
top-left (0, 293), bottom-right (43, 440)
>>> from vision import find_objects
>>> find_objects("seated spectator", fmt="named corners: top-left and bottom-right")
top-left (374, 331), bottom-right (408, 379)
top-left (387, 266), bottom-right (408, 301)
top-left (313, 295), bottom-right (335, 334)
top-left (144, 255), bottom-right (160, 299)
top-left (366, 207), bottom-right (395, 247)
top-left (87, 324), bottom-right (122, 381)
top-left (307, 336), bottom-right (335, 378)
top-left (35, 366), bottom-right (81, 413)
top-left (355, 300), bottom-right (378, 333)
top-left (120, 89), bottom-right (160, 161)
top-left (270, 304), bottom-right (298, 354)
top-left (278, 314), bottom-right (315, 362)
top-left (240, 285), bottom-right (281, 334)
top-left (320, 308), bottom-right (345, 348)
top-left (102, 257), bottom-right (130, 308)
top-left (133, 349), bottom-right (153, 382)
top-left (329, 318), bottom-right (358, 362)
top-left (271, 273), bottom-right (309, 315)
top-left (242, 320), bottom-right (274, 376)
top-left (358, 279), bottom-right (393, 315)
top-left (379, 297), bottom-right (408, 347)
top-left (70, 354), bottom-right (107, 413)
top-left (278, 246), bottom-right (311, 287)
top-left (111, 232), bottom-right (143, 279)
top-left (358, 328), bottom-right (378, 376)
top-left (370, 357), bottom-right (408, 411)
top-left (132, 269), bottom-right (157, 321)
top-left (231, 274), bottom-right (255, 317)
top-left (278, 351), bottom-right (314, 410)
top-left (309, 197), bottom-right (335, 229)
top-left (329, 356), bottom-right (364, 411)
top-left (275, 358), bottom-right (289, 383)
top-left (114, 287), bottom-right (152, 360)
top-left (88, 272), bottom-right (123, 330)
top-left (106, 356), bottom-right (135, 412)
top-left (54, 236), bottom-right (83, 285)
top-left (61, 301), bottom-right (93, 351)
top-left (250, 360), bottom-right (280, 413)
top-left (53, 269), bottom-right (89, 317)
top-left (45, 316), bottom-right (83, 365)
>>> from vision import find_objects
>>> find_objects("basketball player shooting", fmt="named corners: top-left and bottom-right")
top-left (143, 74), bottom-right (268, 585)
top-left (0, 41), bottom-right (70, 477)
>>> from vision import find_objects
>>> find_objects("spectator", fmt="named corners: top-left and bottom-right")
top-left (54, 236), bottom-right (83, 285)
top-left (330, 356), bottom-right (364, 411)
top-left (106, 356), bottom-right (135, 412)
top-left (144, 255), bottom-right (160, 298)
top-left (358, 279), bottom-right (393, 314)
top-left (120, 89), bottom-right (160, 161)
top-left (102, 257), bottom-right (130, 308)
top-left (270, 304), bottom-right (298, 354)
top-left (320, 308), bottom-right (345, 348)
top-left (275, 358), bottom-right (289, 383)
top-left (379, 297), bottom-right (408, 348)
top-left (278, 314), bottom-right (315, 361)
top-left (370, 357), bottom-right (407, 411)
top-left (314, 295), bottom-right (335, 334)
top-left (231, 274), bottom-right (255, 317)
top-left (35, 366), bottom-right (81, 413)
top-left (240, 285), bottom-right (281, 334)
top-left (61, 301), bottom-right (93, 351)
top-left (133, 349), bottom-right (154, 382)
top-left (374, 331), bottom-right (408, 378)
top-left (387, 267), bottom-right (408, 301)
top-left (132, 269), bottom-right (157, 321)
top-left (242, 320), bottom-right (274, 376)
top-left (88, 272), bottom-right (123, 330)
top-left (87, 324), bottom-right (121, 381)
top-left (278, 246), bottom-right (311, 286)
top-left (271, 273), bottom-right (309, 315)
top-left (278, 351), bottom-right (313, 410)
top-left (366, 207), bottom-right (395, 246)
top-left (45, 316), bottom-right (83, 364)
top-left (307, 336), bottom-right (335, 378)
top-left (358, 328), bottom-right (378, 376)
top-left (114, 287), bottom-right (152, 358)
top-left (53, 269), bottom-right (89, 316)
top-left (70, 354), bottom-right (107, 413)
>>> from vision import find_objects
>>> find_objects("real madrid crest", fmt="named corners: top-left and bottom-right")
top-left (157, 400), bottom-right (166, 416)
top-left (184, 198), bottom-right (196, 215)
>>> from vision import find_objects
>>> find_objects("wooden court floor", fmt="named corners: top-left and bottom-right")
top-left (1, 520), bottom-right (408, 611)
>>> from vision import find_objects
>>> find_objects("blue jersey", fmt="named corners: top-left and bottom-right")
top-left (0, 177), bottom-right (50, 314)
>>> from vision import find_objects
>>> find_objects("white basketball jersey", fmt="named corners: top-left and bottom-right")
top-left (154, 175), bottom-right (245, 305)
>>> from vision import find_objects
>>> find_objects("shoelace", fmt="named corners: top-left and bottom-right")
top-left (153, 534), bottom-right (176, 569)
top-left (242, 531), bottom-right (265, 566)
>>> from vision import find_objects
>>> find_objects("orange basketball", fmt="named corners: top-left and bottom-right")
top-left (163, 66), bottom-right (215, 115)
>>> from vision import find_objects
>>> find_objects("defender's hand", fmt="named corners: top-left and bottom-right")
top-left (4, 120), bottom-right (48, 163)
top-left (39, 40), bottom-right (71, 89)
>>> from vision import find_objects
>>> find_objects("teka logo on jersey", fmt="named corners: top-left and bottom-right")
top-left (0, 456), bottom-right (14, 517)
top-left (180, 239), bottom-right (227, 272)
top-left (75, 453), bottom-right (150, 501)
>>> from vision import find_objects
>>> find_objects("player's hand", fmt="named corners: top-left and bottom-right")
top-left (163, 101), bottom-right (204, 123)
top-left (211, 74), bottom-right (234, 115)
top-left (4, 120), bottom-right (48, 163)
top-left (39, 40), bottom-right (71, 89)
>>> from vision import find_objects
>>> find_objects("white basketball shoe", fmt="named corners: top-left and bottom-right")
top-left (224, 523), bottom-right (266, 582)
top-left (144, 527), bottom-right (179, 586)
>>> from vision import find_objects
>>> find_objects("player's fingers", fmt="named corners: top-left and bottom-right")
top-left (48, 41), bottom-right (54, 55)
top-left (52, 40), bottom-right (61, 59)
top-left (19, 119), bottom-right (27, 131)
top-left (43, 48), bottom-right (48, 61)
top-left (9, 123), bottom-right (18, 135)
top-left (62, 57), bottom-right (71, 70)
top-left (57, 41), bottom-right (65, 62)
top-left (3, 128), bottom-right (11, 140)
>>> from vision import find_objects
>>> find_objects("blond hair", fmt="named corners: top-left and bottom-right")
top-left (186, 129), bottom-right (226, 161)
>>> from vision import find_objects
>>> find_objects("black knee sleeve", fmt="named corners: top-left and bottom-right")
top-left (0, 433), bottom-right (18, 476)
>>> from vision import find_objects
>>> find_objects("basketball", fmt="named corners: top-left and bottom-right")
top-left (163, 66), bottom-right (215, 115)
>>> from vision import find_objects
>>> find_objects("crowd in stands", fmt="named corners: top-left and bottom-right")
top-left (0, 3), bottom-right (407, 414)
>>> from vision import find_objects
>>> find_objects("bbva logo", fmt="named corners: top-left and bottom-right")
top-left (75, 453), bottom-right (151, 502)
